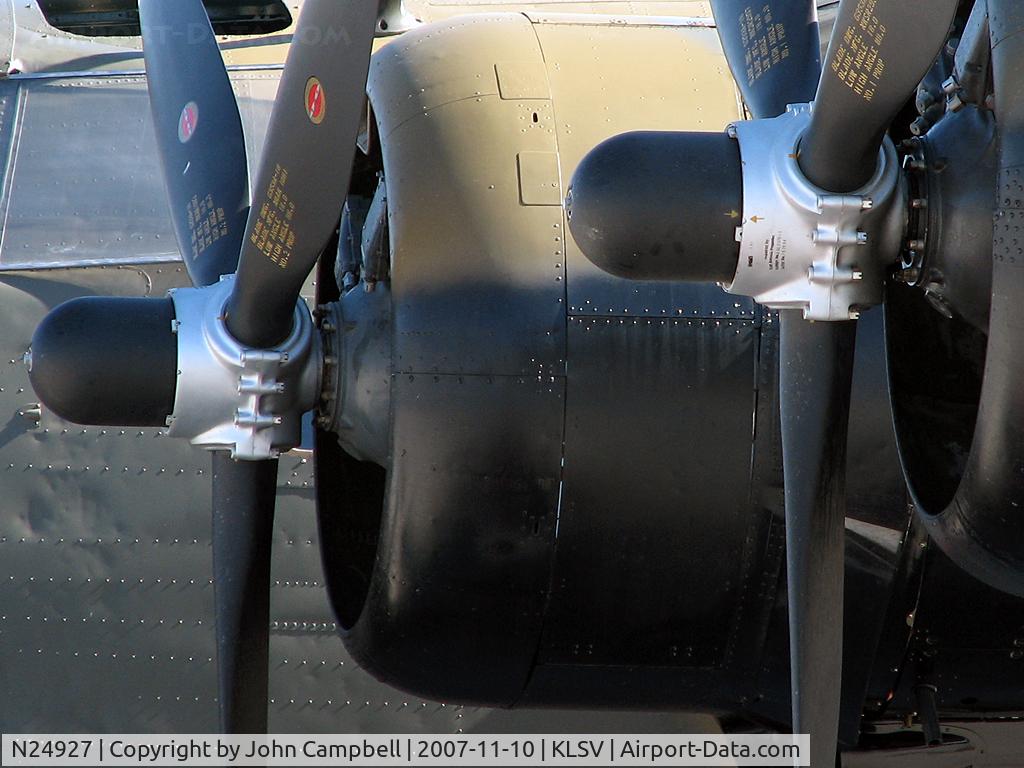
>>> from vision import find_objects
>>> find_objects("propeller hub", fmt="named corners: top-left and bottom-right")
top-left (167, 277), bottom-right (321, 460)
top-left (725, 103), bottom-right (905, 320)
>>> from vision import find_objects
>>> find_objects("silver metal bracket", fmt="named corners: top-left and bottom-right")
top-left (377, 0), bottom-right (419, 36)
top-left (948, 0), bottom-right (990, 111)
top-left (361, 174), bottom-right (389, 292)
top-left (725, 103), bottom-right (904, 321)
top-left (166, 277), bottom-right (321, 460)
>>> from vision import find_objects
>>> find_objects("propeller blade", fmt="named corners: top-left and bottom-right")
top-left (139, 0), bottom-right (249, 287)
top-left (774, 4), bottom-right (960, 761)
top-left (225, 0), bottom-right (378, 349)
top-left (800, 0), bottom-right (959, 192)
top-left (211, 453), bottom-right (279, 733)
top-left (710, 0), bottom-right (820, 120)
top-left (779, 314), bottom-right (856, 766)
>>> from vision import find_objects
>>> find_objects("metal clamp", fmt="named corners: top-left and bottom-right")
top-left (167, 277), bottom-right (321, 460)
top-left (725, 103), bottom-right (903, 321)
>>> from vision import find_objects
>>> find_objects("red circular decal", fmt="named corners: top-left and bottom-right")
top-left (178, 101), bottom-right (199, 144)
top-left (305, 77), bottom-right (326, 125)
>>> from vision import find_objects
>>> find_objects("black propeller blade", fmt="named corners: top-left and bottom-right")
top-left (139, 0), bottom-right (249, 287)
top-left (776, 314), bottom-right (854, 766)
top-left (710, 0), bottom-right (820, 120)
top-left (709, 4), bottom-right (848, 763)
top-left (211, 453), bottom-right (279, 732)
top-left (137, 0), bottom-right (377, 733)
top-left (801, 0), bottom-right (960, 192)
top-left (226, 0), bottom-right (379, 349)
top-left (768, 1), bottom-right (954, 763)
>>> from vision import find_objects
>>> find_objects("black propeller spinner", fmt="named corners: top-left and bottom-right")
top-left (29, 0), bottom-right (378, 733)
top-left (568, 0), bottom-right (958, 763)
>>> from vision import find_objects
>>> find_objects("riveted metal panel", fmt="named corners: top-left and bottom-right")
top-left (0, 70), bottom-right (280, 271)
top-left (368, 14), bottom-right (515, 138)
top-left (343, 373), bottom-right (564, 705)
top-left (0, 268), bottom-right (211, 731)
top-left (372, 14), bottom-right (566, 377)
top-left (540, 316), bottom-right (757, 668)
top-left (496, 62), bottom-right (550, 99)
top-left (2, 76), bottom-right (173, 267)
top-left (517, 151), bottom-right (562, 205)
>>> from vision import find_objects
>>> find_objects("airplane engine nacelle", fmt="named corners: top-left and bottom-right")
top-left (313, 12), bottom-right (904, 717)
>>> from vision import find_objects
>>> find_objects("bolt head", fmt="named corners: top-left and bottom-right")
top-left (895, 267), bottom-right (921, 284)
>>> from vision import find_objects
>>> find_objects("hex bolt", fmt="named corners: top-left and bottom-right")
top-left (915, 89), bottom-right (936, 113)
top-left (895, 267), bottom-right (921, 284)
top-left (909, 116), bottom-right (931, 137)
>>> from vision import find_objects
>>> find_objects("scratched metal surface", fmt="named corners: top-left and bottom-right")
top-left (0, 62), bottom-right (713, 735)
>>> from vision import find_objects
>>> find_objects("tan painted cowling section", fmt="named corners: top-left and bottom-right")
top-left (369, 13), bottom-right (566, 378)
top-left (404, 1), bottom-right (715, 23)
top-left (531, 17), bottom-right (742, 297)
top-left (367, 11), bottom-right (742, 375)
